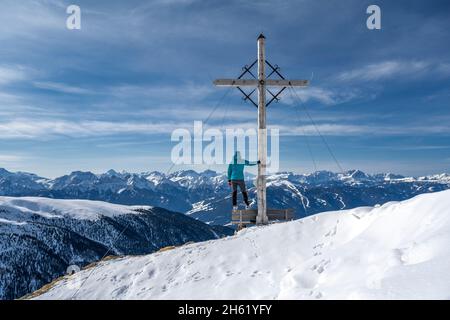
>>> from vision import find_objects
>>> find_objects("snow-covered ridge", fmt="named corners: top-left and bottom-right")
top-left (0, 196), bottom-right (151, 221)
top-left (2, 167), bottom-right (450, 226)
top-left (1, 167), bottom-right (450, 192)
top-left (0, 196), bottom-right (233, 300)
top-left (33, 190), bottom-right (450, 300)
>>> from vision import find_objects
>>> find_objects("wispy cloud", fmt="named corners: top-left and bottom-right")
top-left (0, 154), bottom-right (29, 170)
top-left (277, 123), bottom-right (450, 136)
top-left (337, 61), bottom-right (431, 82)
top-left (0, 0), bottom-right (63, 40)
top-left (437, 63), bottom-right (450, 76)
top-left (2, 116), bottom-right (450, 140)
top-left (0, 65), bottom-right (28, 85)
top-left (0, 119), bottom-right (193, 139)
top-left (0, 92), bottom-right (22, 104)
top-left (0, 154), bottom-right (26, 162)
top-left (109, 83), bottom-right (215, 102)
top-left (33, 81), bottom-right (95, 95)
top-left (367, 145), bottom-right (450, 151)
top-left (284, 87), bottom-right (360, 106)
top-left (28, 81), bottom-right (218, 100)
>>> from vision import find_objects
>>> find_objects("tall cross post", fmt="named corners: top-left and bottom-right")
top-left (256, 34), bottom-right (267, 224)
top-left (213, 34), bottom-right (308, 225)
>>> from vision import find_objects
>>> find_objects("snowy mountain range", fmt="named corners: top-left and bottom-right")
top-left (0, 197), bottom-right (232, 300)
top-left (30, 190), bottom-right (450, 300)
top-left (1, 167), bottom-right (450, 225)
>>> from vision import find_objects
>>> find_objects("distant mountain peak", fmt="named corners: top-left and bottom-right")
top-left (201, 169), bottom-right (218, 177)
top-left (0, 168), bottom-right (11, 176)
top-left (171, 169), bottom-right (200, 178)
top-left (346, 169), bottom-right (370, 180)
top-left (383, 172), bottom-right (405, 180)
top-left (105, 169), bottom-right (120, 176)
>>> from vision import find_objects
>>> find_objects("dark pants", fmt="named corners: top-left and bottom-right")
top-left (231, 180), bottom-right (249, 206)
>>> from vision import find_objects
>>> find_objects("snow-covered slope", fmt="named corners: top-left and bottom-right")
top-left (0, 197), bottom-right (233, 300)
top-left (33, 190), bottom-right (450, 300)
top-left (0, 196), bottom-right (148, 221)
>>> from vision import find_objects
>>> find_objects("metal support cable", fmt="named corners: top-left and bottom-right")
top-left (289, 89), bottom-right (318, 172)
top-left (288, 86), bottom-right (345, 174)
top-left (166, 87), bottom-right (233, 176)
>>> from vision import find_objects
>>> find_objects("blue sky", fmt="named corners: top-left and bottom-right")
top-left (0, 0), bottom-right (449, 178)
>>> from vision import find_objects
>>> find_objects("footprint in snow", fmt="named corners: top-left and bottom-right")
top-left (309, 290), bottom-right (323, 299)
top-left (394, 243), bottom-right (434, 266)
top-left (313, 243), bottom-right (325, 249)
top-left (311, 259), bottom-right (331, 274)
top-left (351, 213), bottom-right (362, 220)
top-left (325, 225), bottom-right (337, 237)
top-left (147, 269), bottom-right (155, 279)
top-left (112, 285), bottom-right (129, 297)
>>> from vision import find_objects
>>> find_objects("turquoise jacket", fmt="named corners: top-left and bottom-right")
top-left (227, 155), bottom-right (258, 181)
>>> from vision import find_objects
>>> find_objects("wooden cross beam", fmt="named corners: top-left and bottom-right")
top-left (213, 34), bottom-right (309, 225)
top-left (213, 79), bottom-right (309, 87)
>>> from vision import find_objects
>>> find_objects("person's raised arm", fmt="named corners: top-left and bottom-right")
top-left (244, 159), bottom-right (261, 166)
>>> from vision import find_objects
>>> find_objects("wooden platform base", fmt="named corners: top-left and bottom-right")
top-left (232, 208), bottom-right (294, 227)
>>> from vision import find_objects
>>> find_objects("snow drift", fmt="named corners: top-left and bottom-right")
top-left (0, 196), bottom-right (149, 221)
top-left (33, 190), bottom-right (450, 300)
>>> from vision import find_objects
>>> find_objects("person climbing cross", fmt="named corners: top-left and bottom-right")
top-left (227, 151), bottom-right (260, 210)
